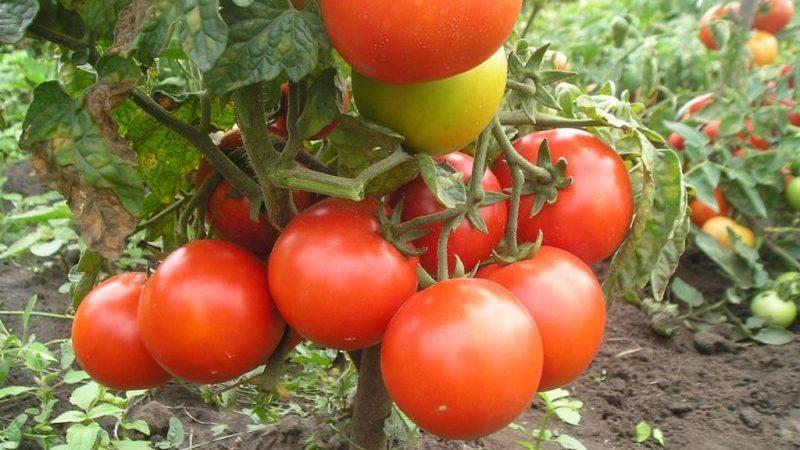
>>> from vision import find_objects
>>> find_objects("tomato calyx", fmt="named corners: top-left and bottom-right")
top-left (506, 44), bottom-right (579, 112)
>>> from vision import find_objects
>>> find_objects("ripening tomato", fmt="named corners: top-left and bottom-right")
top-left (381, 278), bottom-right (543, 440)
top-left (493, 129), bottom-right (634, 265)
top-left (479, 246), bottom-right (605, 391)
top-left (395, 152), bottom-right (507, 273)
top-left (668, 132), bottom-right (685, 150)
top-left (139, 240), bottom-right (285, 384)
top-left (268, 198), bottom-right (419, 350)
top-left (353, 49), bottom-right (507, 155)
top-left (690, 188), bottom-right (731, 226)
top-left (747, 30), bottom-right (779, 67)
top-left (681, 92), bottom-right (715, 120)
top-left (319, 0), bottom-right (521, 84)
top-left (72, 273), bottom-right (171, 390)
top-left (268, 82), bottom-right (350, 140)
top-left (702, 217), bottom-right (756, 248)
top-left (754, 0), bottom-right (794, 34)
top-left (704, 120), bottom-right (722, 142)
top-left (699, 4), bottom-right (738, 50)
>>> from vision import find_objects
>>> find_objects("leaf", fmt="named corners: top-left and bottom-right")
top-left (30, 239), bottom-right (65, 257)
top-left (652, 428), bottom-right (665, 446)
top-left (418, 154), bottom-right (467, 209)
top-left (296, 69), bottom-right (342, 140)
top-left (722, 173), bottom-right (767, 219)
top-left (670, 278), bottom-right (705, 307)
top-left (752, 326), bottom-right (795, 345)
top-left (21, 294), bottom-right (37, 337)
top-left (63, 370), bottom-right (91, 384)
top-left (650, 213), bottom-right (690, 301)
top-left (166, 417), bottom-right (185, 447)
top-left (0, 0), bottom-right (38, 43)
top-left (79, 0), bottom-right (132, 39)
top-left (69, 250), bottom-right (105, 310)
top-left (634, 421), bottom-right (651, 443)
top-left (116, 441), bottom-right (153, 450)
top-left (684, 162), bottom-right (722, 208)
top-left (65, 423), bottom-right (101, 450)
top-left (69, 382), bottom-right (101, 411)
top-left (122, 420), bottom-right (150, 436)
top-left (51, 410), bottom-right (88, 424)
top-left (0, 229), bottom-right (43, 259)
top-left (87, 403), bottom-right (124, 419)
top-left (0, 386), bottom-right (34, 400)
top-left (693, 230), bottom-right (768, 289)
top-left (179, 0), bottom-right (228, 72)
top-left (554, 408), bottom-right (581, 426)
top-left (554, 435), bottom-right (587, 450)
top-left (205, 0), bottom-right (328, 93)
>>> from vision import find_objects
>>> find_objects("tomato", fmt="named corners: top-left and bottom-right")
top-left (704, 119), bottom-right (722, 142)
top-left (747, 30), bottom-right (779, 67)
top-left (268, 82), bottom-right (350, 140)
top-left (702, 217), bottom-right (756, 249)
top-left (732, 148), bottom-right (745, 158)
top-left (319, 0), bottom-right (521, 84)
top-left (750, 290), bottom-right (797, 328)
top-left (786, 177), bottom-right (800, 210)
top-left (781, 64), bottom-right (796, 88)
top-left (753, 0), bottom-right (794, 34)
top-left (545, 50), bottom-right (569, 71)
top-left (479, 246), bottom-right (605, 391)
top-left (739, 118), bottom-right (770, 150)
top-left (395, 152), bottom-right (507, 273)
top-left (690, 188), bottom-right (732, 226)
top-left (699, 4), bottom-right (738, 50)
top-left (72, 273), bottom-right (171, 390)
top-left (268, 198), bottom-right (419, 350)
top-left (381, 278), bottom-right (542, 440)
top-left (780, 99), bottom-right (800, 127)
top-left (139, 240), bottom-right (285, 384)
top-left (352, 49), bottom-right (507, 156)
top-left (667, 132), bottom-right (685, 150)
top-left (493, 129), bottom-right (634, 265)
top-left (206, 181), bottom-right (314, 256)
top-left (681, 92), bottom-right (715, 120)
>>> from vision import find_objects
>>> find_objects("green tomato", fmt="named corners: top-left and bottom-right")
top-left (352, 49), bottom-right (507, 156)
top-left (750, 290), bottom-right (798, 329)
top-left (787, 177), bottom-right (800, 211)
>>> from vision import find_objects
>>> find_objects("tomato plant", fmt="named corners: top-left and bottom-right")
top-left (479, 246), bottom-right (606, 391)
top-left (381, 278), bottom-right (543, 440)
top-left (690, 188), bottom-right (731, 226)
top-left (352, 49), bottom-right (508, 155)
top-left (139, 240), bottom-right (285, 384)
top-left (72, 273), bottom-right (171, 391)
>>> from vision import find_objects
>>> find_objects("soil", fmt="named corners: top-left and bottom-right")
top-left (2, 162), bottom-right (800, 450)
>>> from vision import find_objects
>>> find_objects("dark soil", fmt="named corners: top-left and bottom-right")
top-left (2, 161), bottom-right (800, 449)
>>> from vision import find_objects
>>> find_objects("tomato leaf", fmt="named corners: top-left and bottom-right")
top-left (722, 169), bottom-right (768, 219)
top-left (684, 161), bottom-right (722, 208)
top-left (692, 229), bottom-right (768, 289)
top-left (418, 154), bottom-right (467, 210)
top-left (0, 0), bottom-right (39, 43)
top-left (669, 277), bottom-right (705, 307)
top-left (752, 326), bottom-right (795, 345)
top-left (650, 213), bottom-right (690, 301)
top-left (296, 69), bottom-right (341, 140)
top-left (634, 421), bottom-right (651, 443)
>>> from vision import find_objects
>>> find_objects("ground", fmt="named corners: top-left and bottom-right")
top-left (2, 162), bottom-right (800, 449)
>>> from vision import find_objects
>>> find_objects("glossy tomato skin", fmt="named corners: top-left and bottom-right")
top-left (353, 49), bottom-right (507, 155)
top-left (268, 82), bottom-right (350, 140)
top-left (690, 188), bottom-right (732, 226)
top-left (268, 198), bottom-right (419, 350)
top-left (381, 278), bottom-right (543, 440)
top-left (493, 129), bottom-right (634, 265)
top-left (72, 273), bottom-right (171, 390)
top-left (319, 0), bottom-right (521, 84)
top-left (754, 0), bottom-right (794, 34)
top-left (139, 240), bottom-right (285, 384)
top-left (747, 30), bottom-right (779, 67)
top-left (479, 246), bottom-right (605, 391)
top-left (667, 132), bottom-right (685, 150)
top-left (396, 152), bottom-right (507, 273)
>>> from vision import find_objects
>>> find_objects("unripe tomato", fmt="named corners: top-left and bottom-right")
top-left (747, 30), bottom-right (779, 67)
top-left (381, 278), bottom-right (543, 440)
top-left (268, 198), bottom-right (419, 350)
top-left (786, 177), bottom-right (800, 210)
top-left (139, 240), bottom-right (285, 384)
top-left (699, 4), bottom-right (737, 50)
top-left (268, 82), bottom-right (350, 140)
top-left (667, 132), bottom-right (685, 150)
top-left (690, 188), bottom-right (732, 226)
top-left (479, 246), bottom-right (606, 391)
top-left (395, 152), bottom-right (507, 273)
top-left (681, 92), bottom-right (715, 120)
top-left (704, 120), bottom-right (722, 142)
top-left (750, 290), bottom-right (797, 328)
top-left (753, 0), bottom-right (794, 34)
top-left (319, 0), bottom-right (521, 84)
top-left (353, 49), bottom-right (507, 156)
top-left (72, 273), bottom-right (171, 390)
top-left (702, 217), bottom-right (756, 249)
top-left (493, 129), bottom-right (634, 265)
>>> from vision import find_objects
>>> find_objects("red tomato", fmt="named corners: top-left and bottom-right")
top-left (395, 151), bottom-right (507, 273)
top-left (139, 240), bottom-right (285, 384)
top-left (704, 120), bottom-right (722, 142)
top-left (319, 0), bottom-right (521, 84)
top-left (699, 4), bottom-right (738, 50)
top-left (754, 0), bottom-right (794, 34)
top-left (667, 132), bottom-right (685, 150)
top-left (493, 129), bottom-right (634, 265)
top-left (780, 99), bottom-right (800, 126)
top-left (732, 148), bottom-right (746, 158)
top-left (739, 119), bottom-right (769, 150)
top-left (268, 82), bottom-right (350, 140)
top-left (479, 246), bottom-right (605, 391)
top-left (72, 273), bottom-right (171, 390)
top-left (681, 92), bottom-right (715, 120)
top-left (268, 198), bottom-right (419, 350)
top-left (206, 181), bottom-right (314, 256)
top-left (690, 188), bottom-right (731, 226)
top-left (381, 278), bottom-right (543, 440)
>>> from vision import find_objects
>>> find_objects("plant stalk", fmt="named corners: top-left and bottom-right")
top-left (349, 345), bottom-right (392, 450)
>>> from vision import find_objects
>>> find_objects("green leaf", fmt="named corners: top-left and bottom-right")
top-left (63, 370), bottom-right (91, 384)
top-left (296, 69), bottom-right (341, 140)
top-left (0, 386), bottom-right (34, 400)
top-left (693, 230), bottom-right (768, 289)
top-left (650, 213), bottom-right (690, 301)
top-left (51, 410), bottom-right (88, 424)
top-left (554, 435), bottom-right (587, 450)
top-left (165, 417), bottom-right (185, 447)
top-left (122, 420), bottom-right (150, 436)
top-left (87, 403), bottom-right (124, 419)
top-left (205, 0), bottom-right (328, 93)
top-left (79, 0), bottom-right (132, 39)
top-left (684, 162), bottom-right (722, 208)
top-left (65, 423), bottom-right (101, 450)
top-left (634, 421), bottom-right (651, 443)
top-left (70, 250), bottom-right (105, 310)
top-left (30, 239), bottom-right (65, 257)
top-left (670, 278), bottom-right (705, 307)
top-left (0, 229), bottom-right (43, 259)
top-left (722, 173), bottom-right (767, 219)
top-left (69, 382), bottom-right (101, 411)
top-left (21, 294), bottom-right (37, 336)
top-left (554, 408), bottom-right (581, 426)
top-left (418, 154), bottom-right (467, 209)
top-left (116, 441), bottom-right (153, 450)
top-left (752, 326), bottom-right (795, 345)
top-left (180, 0), bottom-right (228, 72)
top-left (652, 428), bottom-right (665, 446)
top-left (0, 0), bottom-right (39, 44)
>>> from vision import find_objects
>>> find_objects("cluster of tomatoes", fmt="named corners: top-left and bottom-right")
top-left (71, 0), bottom-right (636, 442)
top-left (699, 0), bottom-right (793, 66)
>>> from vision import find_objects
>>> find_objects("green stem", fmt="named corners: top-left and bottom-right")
top-left (0, 311), bottom-right (73, 320)
top-left (492, 116), bottom-right (552, 182)
top-left (297, 150), bottom-right (334, 174)
top-left (436, 218), bottom-right (458, 281)
top-left (764, 240), bottom-right (800, 271)
top-left (497, 111), bottom-right (606, 129)
top-left (504, 166), bottom-right (525, 256)
top-left (506, 80), bottom-right (537, 98)
top-left (27, 24), bottom-right (96, 64)
top-left (533, 401), bottom-right (554, 449)
top-left (278, 81), bottom-right (305, 167)
top-left (521, 2), bottom-right (542, 37)
top-left (132, 195), bottom-right (189, 234)
top-left (468, 126), bottom-right (492, 201)
top-left (394, 207), bottom-right (466, 236)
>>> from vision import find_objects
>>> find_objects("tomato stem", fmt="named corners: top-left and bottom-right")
top-left (498, 111), bottom-right (606, 129)
top-left (436, 218), bottom-right (459, 281)
top-left (492, 116), bottom-right (553, 183)
top-left (504, 166), bottom-right (525, 256)
top-left (278, 81), bottom-right (306, 168)
top-left (349, 345), bottom-right (392, 450)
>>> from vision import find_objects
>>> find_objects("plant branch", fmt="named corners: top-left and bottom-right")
top-left (764, 240), bottom-right (800, 271)
top-left (436, 218), bottom-right (459, 281)
top-left (133, 195), bottom-right (190, 234)
top-left (492, 116), bottom-right (552, 183)
top-left (349, 345), bottom-right (392, 450)
top-left (394, 207), bottom-right (466, 236)
top-left (504, 166), bottom-right (525, 256)
top-left (497, 111), bottom-right (606, 129)
top-left (27, 24), bottom-right (96, 64)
